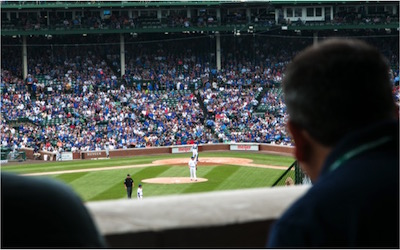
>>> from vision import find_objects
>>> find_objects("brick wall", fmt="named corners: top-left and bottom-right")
top-left (24, 144), bottom-right (294, 160)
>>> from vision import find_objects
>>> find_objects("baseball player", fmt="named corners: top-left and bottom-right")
top-left (137, 184), bottom-right (143, 200)
top-left (105, 142), bottom-right (110, 158)
top-left (188, 156), bottom-right (197, 181)
top-left (191, 141), bottom-right (199, 162)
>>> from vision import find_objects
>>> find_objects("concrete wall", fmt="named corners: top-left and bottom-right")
top-left (86, 185), bottom-right (310, 248)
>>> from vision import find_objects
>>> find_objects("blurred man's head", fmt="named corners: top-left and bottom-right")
top-left (284, 38), bottom-right (396, 147)
top-left (283, 38), bottom-right (396, 180)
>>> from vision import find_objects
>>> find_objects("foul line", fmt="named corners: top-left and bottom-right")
top-left (22, 160), bottom-right (288, 176)
top-left (23, 163), bottom-right (158, 176)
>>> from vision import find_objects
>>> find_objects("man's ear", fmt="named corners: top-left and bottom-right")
top-left (287, 120), bottom-right (311, 162)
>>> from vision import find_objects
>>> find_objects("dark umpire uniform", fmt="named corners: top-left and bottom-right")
top-left (124, 174), bottom-right (134, 199)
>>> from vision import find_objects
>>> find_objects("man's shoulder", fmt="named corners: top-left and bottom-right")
top-left (276, 184), bottom-right (331, 225)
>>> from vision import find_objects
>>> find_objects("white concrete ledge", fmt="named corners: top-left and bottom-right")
top-left (86, 185), bottom-right (310, 236)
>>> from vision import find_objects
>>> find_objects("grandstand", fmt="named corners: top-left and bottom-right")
top-left (1, 1), bottom-right (398, 182)
top-left (1, 1), bottom-right (399, 247)
top-left (2, 1), bottom-right (398, 158)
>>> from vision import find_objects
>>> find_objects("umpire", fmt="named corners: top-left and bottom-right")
top-left (124, 174), bottom-right (134, 199)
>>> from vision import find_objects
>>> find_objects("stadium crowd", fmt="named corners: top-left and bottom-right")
top-left (3, 3), bottom-right (398, 33)
top-left (1, 32), bottom-right (399, 154)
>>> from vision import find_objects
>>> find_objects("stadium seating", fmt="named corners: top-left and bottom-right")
top-left (1, 31), bottom-right (398, 152)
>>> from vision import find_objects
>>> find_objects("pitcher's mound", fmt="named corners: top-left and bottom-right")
top-left (142, 177), bottom-right (208, 184)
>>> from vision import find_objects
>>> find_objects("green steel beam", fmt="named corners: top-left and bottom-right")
top-left (1, 1), bottom-right (395, 10)
top-left (2, 22), bottom-right (398, 37)
top-left (0, 1), bottom-right (240, 9)
top-left (285, 22), bottom-right (400, 30)
top-left (268, 0), bottom-right (384, 4)
top-left (0, 24), bottom-right (276, 36)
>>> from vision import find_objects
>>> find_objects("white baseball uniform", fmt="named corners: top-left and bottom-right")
top-left (137, 186), bottom-right (143, 200)
top-left (188, 158), bottom-right (197, 181)
top-left (192, 144), bottom-right (198, 161)
top-left (105, 142), bottom-right (110, 158)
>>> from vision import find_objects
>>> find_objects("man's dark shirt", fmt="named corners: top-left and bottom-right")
top-left (267, 120), bottom-right (399, 248)
top-left (124, 177), bottom-right (133, 187)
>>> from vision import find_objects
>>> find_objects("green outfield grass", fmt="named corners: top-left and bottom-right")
top-left (1, 152), bottom-right (294, 202)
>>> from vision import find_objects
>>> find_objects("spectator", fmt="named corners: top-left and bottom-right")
top-left (1, 31), bottom-right (398, 151)
top-left (267, 39), bottom-right (399, 247)
top-left (284, 177), bottom-right (294, 186)
top-left (2, 172), bottom-right (107, 248)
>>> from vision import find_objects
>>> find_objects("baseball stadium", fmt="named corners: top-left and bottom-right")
top-left (1, 0), bottom-right (399, 248)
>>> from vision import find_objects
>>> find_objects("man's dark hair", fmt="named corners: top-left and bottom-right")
top-left (283, 38), bottom-right (396, 146)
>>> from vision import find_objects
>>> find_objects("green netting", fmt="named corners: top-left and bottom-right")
top-left (272, 161), bottom-right (310, 186)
